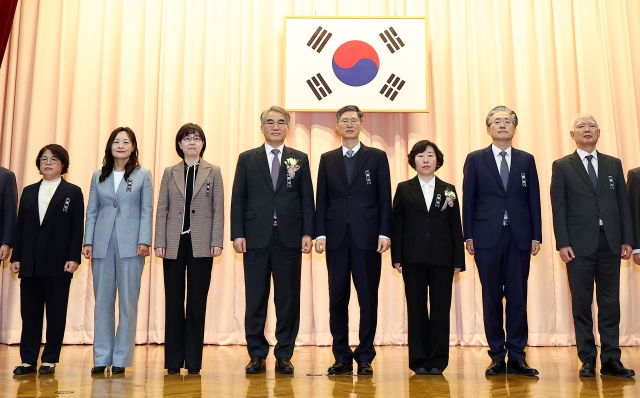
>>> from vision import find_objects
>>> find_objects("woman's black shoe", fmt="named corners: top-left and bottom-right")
top-left (167, 368), bottom-right (180, 375)
top-left (13, 365), bottom-right (36, 375)
top-left (91, 366), bottom-right (107, 375)
top-left (111, 366), bottom-right (125, 374)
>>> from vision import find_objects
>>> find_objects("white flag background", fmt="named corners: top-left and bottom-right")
top-left (283, 17), bottom-right (429, 112)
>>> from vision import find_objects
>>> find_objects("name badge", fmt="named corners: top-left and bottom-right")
top-left (365, 170), bottom-right (371, 185)
top-left (206, 181), bottom-right (211, 197)
top-left (521, 173), bottom-right (527, 187)
top-left (287, 175), bottom-right (292, 188)
top-left (63, 198), bottom-right (70, 212)
top-left (126, 179), bottom-right (133, 192)
top-left (435, 194), bottom-right (441, 209)
top-left (608, 176), bottom-right (614, 190)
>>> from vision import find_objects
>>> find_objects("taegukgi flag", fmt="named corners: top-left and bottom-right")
top-left (283, 17), bottom-right (429, 112)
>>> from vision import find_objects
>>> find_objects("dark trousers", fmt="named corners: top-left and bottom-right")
top-left (20, 276), bottom-right (72, 365)
top-left (244, 226), bottom-right (302, 359)
top-left (326, 225), bottom-right (381, 364)
top-left (474, 225), bottom-right (531, 361)
top-left (163, 233), bottom-right (213, 370)
top-left (566, 230), bottom-right (621, 363)
top-left (402, 263), bottom-right (454, 371)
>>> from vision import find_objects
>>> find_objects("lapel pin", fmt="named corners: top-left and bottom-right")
top-left (206, 181), bottom-right (211, 197)
top-left (365, 170), bottom-right (371, 185)
top-left (126, 179), bottom-right (133, 192)
top-left (63, 198), bottom-right (70, 212)
top-left (521, 173), bottom-right (527, 187)
top-left (435, 193), bottom-right (441, 209)
top-left (608, 176), bottom-right (614, 190)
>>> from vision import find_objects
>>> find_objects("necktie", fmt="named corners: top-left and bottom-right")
top-left (271, 149), bottom-right (280, 189)
top-left (499, 151), bottom-right (509, 190)
top-left (346, 149), bottom-right (354, 158)
top-left (586, 155), bottom-right (597, 188)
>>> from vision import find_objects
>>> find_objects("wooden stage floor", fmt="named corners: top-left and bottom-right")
top-left (1, 345), bottom-right (639, 397)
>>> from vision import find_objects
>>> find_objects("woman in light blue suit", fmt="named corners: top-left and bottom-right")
top-left (83, 127), bottom-right (153, 375)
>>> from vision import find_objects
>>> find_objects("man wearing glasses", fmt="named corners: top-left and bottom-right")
top-left (315, 105), bottom-right (392, 376)
top-left (231, 106), bottom-right (314, 375)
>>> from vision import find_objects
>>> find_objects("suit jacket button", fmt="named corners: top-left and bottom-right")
top-left (191, 210), bottom-right (195, 214)
top-left (426, 233), bottom-right (430, 236)
top-left (113, 202), bottom-right (118, 208)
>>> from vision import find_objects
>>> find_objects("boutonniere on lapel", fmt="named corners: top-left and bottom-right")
top-left (126, 179), bottom-right (133, 192)
top-left (284, 158), bottom-right (300, 187)
top-left (441, 187), bottom-right (457, 211)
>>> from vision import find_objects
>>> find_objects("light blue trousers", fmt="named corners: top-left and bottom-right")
top-left (92, 228), bottom-right (144, 367)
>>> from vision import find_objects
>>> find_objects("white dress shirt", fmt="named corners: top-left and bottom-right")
top-left (265, 142), bottom-right (284, 173)
top-left (113, 170), bottom-right (125, 192)
top-left (491, 144), bottom-right (511, 171)
top-left (418, 175), bottom-right (436, 211)
top-left (576, 148), bottom-right (603, 226)
top-left (38, 177), bottom-right (62, 224)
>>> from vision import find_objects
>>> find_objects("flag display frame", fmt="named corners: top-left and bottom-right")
top-left (283, 16), bottom-right (429, 113)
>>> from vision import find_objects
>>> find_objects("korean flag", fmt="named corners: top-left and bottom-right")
top-left (283, 17), bottom-right (429, 112)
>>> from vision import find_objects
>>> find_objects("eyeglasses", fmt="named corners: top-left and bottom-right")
top-left (182, 136), bottom-right (202, 143)
top-left (264, 120), bottom-right (287, 128)
top-left (492, 120), bottom-right (512, 126)
top-left (40, 157), bottom-right (59, 164)
top-left (339, 119), bottom-right (360, 126)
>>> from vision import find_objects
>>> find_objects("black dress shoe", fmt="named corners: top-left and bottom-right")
top-left (357, 362), bottom-right (373, 376)
top-left (414, 367), bottom-right (429, 375)
top-left (245, 356), bottom-right (266, 374)
top-left (188, 369), bottom-right (200, 375)
top-left (167, 368), bottom-right (180, 375)
top-left (327, 361), bottom-right (353, 375)
top-left (275, 358), bottom-right (294, 374)
top-left (579, 357), bottom-right (596, 377)
top-left (91, 366), bottom-right (108, 375)
top-left (38, 365), bottom-right (55, 375)
top-left (111, 366), bottom-right (125, 374)
top-left (600, 358), bottom-right (635, 378)
top-left (13, 365), bottom-right (36, 375)
top-left (506, 359), bottom-right (539, 376)
top-left (485, 359), bottom-right (507, 375)
top-left (429, 368), bottom-right (443, 375)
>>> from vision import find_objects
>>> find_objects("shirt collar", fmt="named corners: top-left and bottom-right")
top-left (342, 141), bottom-right (361, 156)
top-left (41, 176), bottom-right (62, 185)
top-left (183, 160), bottom-right (200, 169)
top-left (576, 148), bottom-right (598, 161)
top-left (265, 142), bottom-right (284, 154)
top-left (491, 144), bottom-right (512, 157)
top-left (418, 175), bottom-right (436, 188)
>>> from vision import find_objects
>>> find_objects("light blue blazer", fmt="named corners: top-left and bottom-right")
top-left (84, 167), bottom-right (153, 259)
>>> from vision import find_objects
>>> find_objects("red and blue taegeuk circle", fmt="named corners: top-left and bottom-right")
top-left (332, 40), bottom-right (380, 87)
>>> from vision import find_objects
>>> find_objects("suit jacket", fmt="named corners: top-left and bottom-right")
top-left (155, 159), bottom-right (224, 259)
top-left (628, 167), bottom-right (640, 250)
top-left (11, 178), bottom-right (84, 279)
top-left (230, 145), bottom-right (314, 249)
top-left (84, 167), bottom-right (153, 258)
top-left (391, 176), bottom-right (465, 270)
top-left (315, 143), bottom-right (392, 251)
top-left (0, 167), bottom-right (17, 246)
top-left (462, 145), bottom-right (542, 250)
top-left (551, 151), bottom-right (633, 256)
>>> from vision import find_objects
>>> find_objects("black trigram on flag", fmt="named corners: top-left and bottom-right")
top-left (307, 73), bottom-right (332, 100)
top-left (379, 27), bottom-right (405, 53)
top-left (307, 26), bottom-right (332, 53)
top-left (380, 74), bottom-right (405, 101)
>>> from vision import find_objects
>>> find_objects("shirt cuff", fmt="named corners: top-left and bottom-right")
top-left (633, 249), bottom-right (640, 254)
top-left (379, 235), bottom-right (390, 241)
top-left (315, 236), bottom-right (326, 240)
top-left (533, 240), bottom-right (540, 244)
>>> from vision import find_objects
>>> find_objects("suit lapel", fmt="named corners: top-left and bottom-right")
top-left (172, 163), bottom-right (186, 197)
top-left (482, 146), bottom-right (505, 192)
top-left (506, 148), bottom-right (522, 192)
top-left (430, 177), bottom-right (447, 214)
top-left (194, 160), bottom-right (210, 195)
top-left (408, 176), bottom-right (429, 216)
top-left (596, 152), bottom-right (608, 194)
top-left (350, 143), bottom-right (370, 186)
top-left (254, 146), bottom-right (275, 191)
top-left (331, 148), bottom-right (349, 188)
top-left (569, 152), bottom-right (596, 193)
top-left (275, 147), bottom-right (291, 191)
top-left (41, 179), bottom-right (70, 228)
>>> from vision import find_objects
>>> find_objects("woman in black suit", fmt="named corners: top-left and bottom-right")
top-left (391, 140), bottom-right (465, 375)
top-left (10, 144), bottom-right (84, 375)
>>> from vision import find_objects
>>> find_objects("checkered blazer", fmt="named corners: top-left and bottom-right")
top-left (154, 159), bottom-right (224, 259)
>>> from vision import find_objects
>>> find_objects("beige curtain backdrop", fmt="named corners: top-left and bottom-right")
top-left (0, 0), bottom-right (639, 349)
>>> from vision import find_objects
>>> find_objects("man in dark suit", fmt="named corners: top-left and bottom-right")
top-left (628, 167), bottom-right (640, 266)
top-left (463, 105), bottom-right (542, 377)
top-left (0, 167), bottom-right (18, 261)
top-left (315, 105), bottom-right (392, 376)
top-left (551, 114), bottom-right (635, 378)
top-left (231, 106), bottom-right (314, 375)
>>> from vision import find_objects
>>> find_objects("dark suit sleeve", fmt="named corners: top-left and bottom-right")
top-left (462, 155), bottom-right (476, 241)
top-left (628, 169), bottom-right (640, 249)
top-left (67, 187), bottom-right (84, 263)
top-left (314, 155), bottom-right (327, 238)
top-left (10, 189), bottom-right (26, 263)
top-left (299, 155), bottom-right (315, 237)
top-left (550, 160), bottom-right (570, 250)
top-left (1, 171), bottom-right (17, 246)
top-left (390, 184), bottom-right (403, 265)
top-left (615, 160), bottom-right (633, 246)
top-left (528, 157), bottom-right (543, 243)
top-left (377, 152), bottom-right (392, 237)
top-left (450, 186), bottom-right (465, 271)
top-left (230, 154), bottom-right (247, 241)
